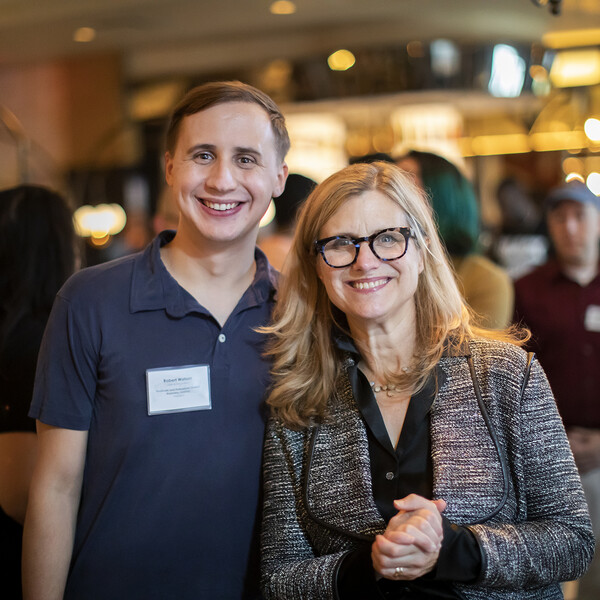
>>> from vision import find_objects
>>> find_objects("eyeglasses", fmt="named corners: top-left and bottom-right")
top-left (314, 227), bottom-right (414, 268)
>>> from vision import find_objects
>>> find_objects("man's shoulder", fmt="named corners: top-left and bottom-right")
top-left (514, 261), bottom-right (557, 290)
top-left (58, 253), bottom-right (139, 305)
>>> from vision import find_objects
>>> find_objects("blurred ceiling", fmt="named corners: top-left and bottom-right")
top-left (0, 0), bottom-right (598, 82)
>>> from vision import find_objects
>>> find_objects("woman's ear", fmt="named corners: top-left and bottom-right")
top-left (417, 236), bottom-right (429, 275)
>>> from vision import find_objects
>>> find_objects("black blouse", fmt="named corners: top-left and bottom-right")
top-left (335, 346), bottom-right (482, 600)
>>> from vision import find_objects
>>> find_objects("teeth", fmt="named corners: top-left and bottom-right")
top-left (351, 279), bottom-right (387, 290)
top-left (204, 200), bottom-right (239, 211)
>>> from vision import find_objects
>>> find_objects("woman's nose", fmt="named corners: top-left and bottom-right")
top-left (353, 241), bottom-right (381, 270)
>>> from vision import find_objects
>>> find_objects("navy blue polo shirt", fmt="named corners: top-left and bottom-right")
top-left (30, 231), bottom-right (277, 600)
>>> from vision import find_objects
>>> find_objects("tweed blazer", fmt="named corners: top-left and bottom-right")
top-left (261, 338), bottom-right (594, 600)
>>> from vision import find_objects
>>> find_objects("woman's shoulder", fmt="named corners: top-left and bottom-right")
top-left (467, 336), bottom-right (530, 371)
top-left (266, 416), bottom-right (311, 444)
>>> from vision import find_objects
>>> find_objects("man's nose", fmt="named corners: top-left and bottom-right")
top-left (563, 215), bottom-right (580, 235)
top-left (205, 159), bottom-right (236, 192)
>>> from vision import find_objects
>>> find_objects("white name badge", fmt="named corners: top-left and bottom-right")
top-left (146, 365), bottom-right (211, 415)
top-left (585, 305), bottom-right (600, 333)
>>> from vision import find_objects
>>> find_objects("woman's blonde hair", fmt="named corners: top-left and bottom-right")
top-left (265, 161), bottom-right (525, 429)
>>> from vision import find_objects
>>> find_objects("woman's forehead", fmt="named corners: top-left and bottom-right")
top-left (319, 190), bottom-right (409, 233)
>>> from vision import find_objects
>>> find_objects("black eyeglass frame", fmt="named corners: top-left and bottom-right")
top-left (314, 226), bottom-right (415, 268)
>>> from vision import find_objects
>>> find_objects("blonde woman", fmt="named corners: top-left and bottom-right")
top-left (260, 161), bottom-right (593, 600)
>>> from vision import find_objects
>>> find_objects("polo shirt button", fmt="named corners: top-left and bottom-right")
top-left (385, 471), bottom-right (395, 480)
top-left (218, 334), bottom-right (226, 343)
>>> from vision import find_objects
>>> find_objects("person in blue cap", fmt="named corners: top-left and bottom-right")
top-left (514, 180), bottom-right (600, 600)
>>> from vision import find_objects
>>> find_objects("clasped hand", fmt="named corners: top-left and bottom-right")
top-left (371, 494), bottom-right (446, 581)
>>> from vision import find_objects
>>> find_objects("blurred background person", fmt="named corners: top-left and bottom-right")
top-left (258, 173), bottom-right (316, 271)
top-left (349, 152), bottom-right (395, 165)
top-left (0, 184), bottom-right (78, 599)
top-left (152, 185), bottom-right (180, 235)
top-left (396, 150), bottom-right (514, 329)
top-left (514, 181), bottom-right (600, 600)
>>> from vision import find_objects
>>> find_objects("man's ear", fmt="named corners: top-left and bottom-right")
top-left (165, 152), bottom-right (174, 185)
top-left (273, 162), bottom-right (289, 198)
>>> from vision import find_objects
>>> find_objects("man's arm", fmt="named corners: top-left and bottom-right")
top-left (22, 421), bottom-right (88, 600)
top-left (0, 432), bottom-right (37, 524)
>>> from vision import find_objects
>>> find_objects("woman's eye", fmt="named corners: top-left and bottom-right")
top-left (330, 238), bottom-right (353, 249)
top-left (378, 235), bottom-right (396, 244)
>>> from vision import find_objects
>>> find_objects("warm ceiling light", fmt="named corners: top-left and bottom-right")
top-left (549, 49), bottom-right (600, 87)
top-left (270, 1), bottom-right (296, 15)
top-left (73, 27), bottom-right (96, 43)
top-left (584, 118), bottom-right (600, 142)
top-left (543, 29), bottom-right (600, 49)
top-left (529, 131), bottom-right (588, 152)
top-left (565, 172), bottom-right (585, 183)
top-left (562, 156), bottom-right (583, 175)
top-left (587, 172), bottom-right (600, 196)
top-left (471, 134), bottom-right (530, 156)
top-left (327, 49), bottom-right (356, 71)
top-left (529, 65), bottom-right (548, 81)
top-left (74, 204), bottom-right (127, 238)
top-left (406, 41), bottom-right (424, 58)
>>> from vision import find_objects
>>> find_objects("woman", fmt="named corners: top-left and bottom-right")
top-left (260, 162), bottom-right (593, 599)
top-left (0, 184), bottom-right (78, 599)
top-left (397, 150), bottom-right (514, 329)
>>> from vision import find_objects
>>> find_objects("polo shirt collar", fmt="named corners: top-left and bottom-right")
top-left (548, 258), bottom-right (600, 287)
top-left (547, 259), bottom-right (568, 284)
top-left (130, 231), bottom-right (278, 318)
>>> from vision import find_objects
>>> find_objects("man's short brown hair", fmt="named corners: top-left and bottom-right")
top-left (165, 81), bottom-right (290, 162)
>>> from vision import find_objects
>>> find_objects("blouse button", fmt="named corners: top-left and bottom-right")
top-left (385, 471), bottom-right (395, 481)
top-left (218, 334), bottom-right (226, 343)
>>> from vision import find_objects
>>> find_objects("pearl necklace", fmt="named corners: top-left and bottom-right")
top-left (370, 381), bottom-right (399, 394)
top-left (367, 366), bottom-right (410, 397)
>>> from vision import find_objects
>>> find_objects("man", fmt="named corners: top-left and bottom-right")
top-left (514, 180), bottom-right (600, 599)
top-left (22, 81), bottom-right (289, 600)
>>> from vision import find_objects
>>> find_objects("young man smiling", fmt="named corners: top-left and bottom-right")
top-left (23, 82), bottom-right (289, 600)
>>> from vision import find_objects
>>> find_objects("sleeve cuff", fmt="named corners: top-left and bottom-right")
top-left (423, 516), bottom-right (482, 582)
top-left (336, 545), bottom-right (385, 600)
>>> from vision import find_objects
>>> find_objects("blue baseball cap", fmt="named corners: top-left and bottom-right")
top-left (545, 181), bottom-right (600, 211)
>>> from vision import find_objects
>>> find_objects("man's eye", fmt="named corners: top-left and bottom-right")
top-left (192, 152), bottom-right (212, 162)
top-left (238, 156), bottom-right (257, 166)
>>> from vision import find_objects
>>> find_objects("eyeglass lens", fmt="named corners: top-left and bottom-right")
top-left (322, 229), bottom-right (408, 267)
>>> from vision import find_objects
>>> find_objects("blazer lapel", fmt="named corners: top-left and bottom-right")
top-left (303, 372), bottom-right (385, 540)
top-left (431, 355), bottom-right (508, 524)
